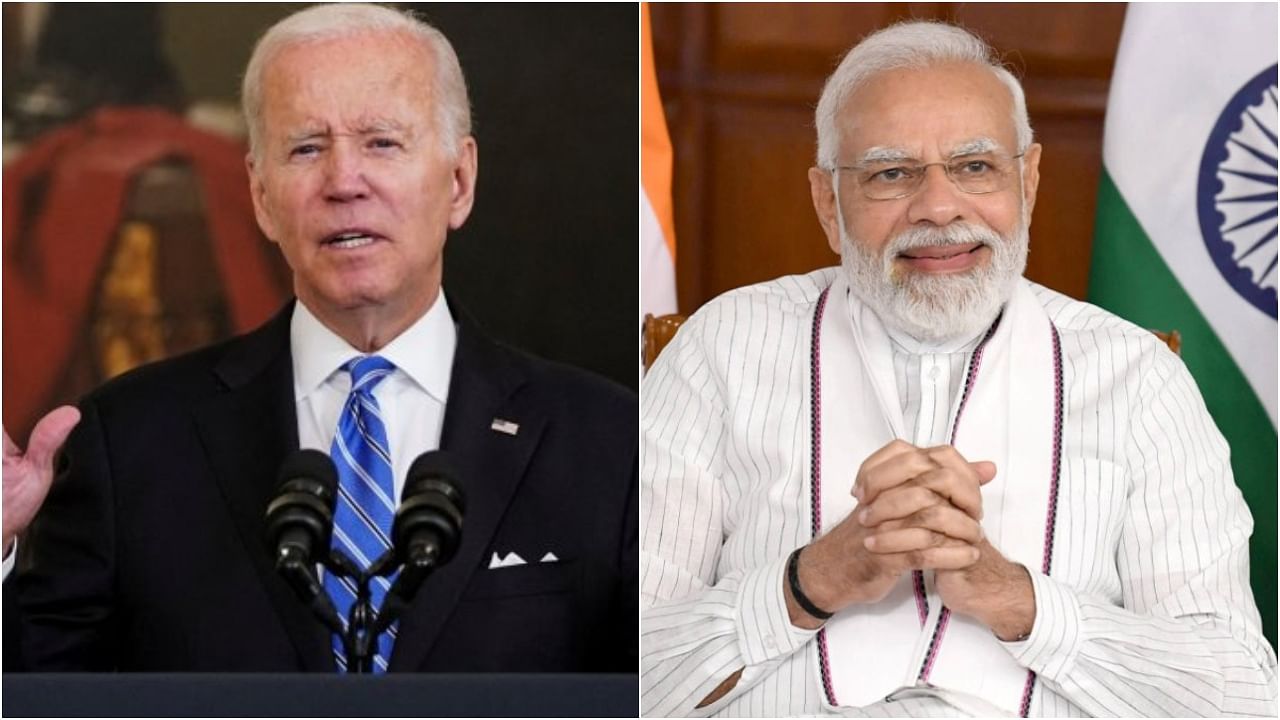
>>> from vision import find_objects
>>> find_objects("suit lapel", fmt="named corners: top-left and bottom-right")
top-left (193, 303), bottom-right (333, 671)
top-left (388, 311), bottom-right (546, 671)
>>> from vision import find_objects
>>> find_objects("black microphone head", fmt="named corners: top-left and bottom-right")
top-left (265, 449), bottom-right (339, 562)
top-left (403, 450), bottom-right (465, 513)
top-left (277, 448), bottom-right (339, 496)
top-left (394, 451), bottom-right (465, 566)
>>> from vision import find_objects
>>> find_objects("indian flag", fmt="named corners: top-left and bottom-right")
top-left (1088, 3), bottom-right (1277, 644)
top-left (642, 2), bottom-right (677, 321)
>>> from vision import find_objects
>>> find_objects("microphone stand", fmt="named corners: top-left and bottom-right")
top-left (321, 546), bottom-right (442, 674)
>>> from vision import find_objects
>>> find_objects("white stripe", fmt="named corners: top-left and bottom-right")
top-left (352, 367), bottom-right (393, 391)
top-left (352, 401), bottom-right (393, 466)
top-left (333, 525), bottom-right (379, 567)
top-left (333, 433), bottom-right (396, 513)
top-left (336, 575), bottom-right (359, 601)
top-left (641, 189), bottom-right (678, 320)
top-left (358, 395), bottom-right (385, 423)
top-left (335, 486), bottom-right (392, 548)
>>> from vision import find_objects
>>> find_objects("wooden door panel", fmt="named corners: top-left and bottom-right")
top-left (706, 104), bottom-right (833, 297)
top-left (711, 4), bottom-right (900, 74)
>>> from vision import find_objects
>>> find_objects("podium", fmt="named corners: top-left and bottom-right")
top-left (2, 673), bottom-right (637, 717)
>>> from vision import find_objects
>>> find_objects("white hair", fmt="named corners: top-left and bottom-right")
top-left (241, 3), bottom-right (471, 160)
top-left (815, 21), bottom-right (1033, 168)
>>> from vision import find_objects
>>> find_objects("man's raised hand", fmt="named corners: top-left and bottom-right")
top-left (3, 406), bottom-right (81, 553)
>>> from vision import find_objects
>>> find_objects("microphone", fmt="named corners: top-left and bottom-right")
top-left (265, 449), bottom-right (342, 633)
top-left (393, 451), bottom-right (466, 570)
top-left (373, 451), bottom-right (465, 633)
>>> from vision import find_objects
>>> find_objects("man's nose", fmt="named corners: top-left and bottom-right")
top-left (324, 142), bottom-right (370, 202)
top-left (905, 164), bottom-right (966, 226)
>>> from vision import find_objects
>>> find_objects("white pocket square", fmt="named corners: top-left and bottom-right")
top-left (488, 551), bottom-right (527, 569)
top-left (540, 552), bottom-right (559, 563)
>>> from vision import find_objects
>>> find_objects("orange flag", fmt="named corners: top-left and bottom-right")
top-left (641, 3), bottom-right (677, 320)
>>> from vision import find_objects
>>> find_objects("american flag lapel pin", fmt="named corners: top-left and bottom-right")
top-left (490, 418), bottom-right (520, 436)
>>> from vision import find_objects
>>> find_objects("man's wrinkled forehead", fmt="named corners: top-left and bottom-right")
top-left (260, 36), bottom-right (435, 127)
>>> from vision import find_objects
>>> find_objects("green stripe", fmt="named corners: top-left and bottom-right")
top-left (1089, 170), bottom-right (1276, 648)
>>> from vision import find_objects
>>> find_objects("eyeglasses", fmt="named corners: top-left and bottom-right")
top-left (830, 152), bottom-right (1026, 201)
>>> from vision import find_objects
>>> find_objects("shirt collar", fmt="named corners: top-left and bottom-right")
top-left (291, 293), bottom-right (456, 404)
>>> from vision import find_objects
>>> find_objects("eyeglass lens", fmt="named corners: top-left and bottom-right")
top-left (856, 154), bottom-right (1018, 199)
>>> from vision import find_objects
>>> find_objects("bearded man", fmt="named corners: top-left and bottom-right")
top-left (640, 21), bottom-right (1275, 717)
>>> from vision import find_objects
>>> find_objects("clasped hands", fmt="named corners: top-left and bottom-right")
top-left (788, 439), bottom-right (1034, 641)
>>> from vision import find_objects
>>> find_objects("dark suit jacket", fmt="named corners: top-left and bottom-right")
top-left (6, 302), bottom-right (637, 672)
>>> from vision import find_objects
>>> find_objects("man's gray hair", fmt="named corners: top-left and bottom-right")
top-left (815, 21), bottom-right (1033, 168)
top-left (241, 3), bottom-right (471, 160)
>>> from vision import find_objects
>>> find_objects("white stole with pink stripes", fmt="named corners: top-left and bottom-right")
top-left (810, 274), bottom-right (1062, 716)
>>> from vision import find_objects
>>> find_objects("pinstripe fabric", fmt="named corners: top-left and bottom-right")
top-left (325, 355), bottom-right (398, 673)
top-left (640, 267), bottom-right (1277, 717)
top-left (887, 331), bottom-right (978, 448)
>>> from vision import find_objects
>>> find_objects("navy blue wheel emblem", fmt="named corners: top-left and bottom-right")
top-left (1197, 64), bottom-right (1278, 319)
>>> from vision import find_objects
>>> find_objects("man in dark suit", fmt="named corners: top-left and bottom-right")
top-left (3, 3), bottom-right (636, 673)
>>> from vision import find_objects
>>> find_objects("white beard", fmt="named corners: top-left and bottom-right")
top-left (838, 214), bottom-right (1030, 344)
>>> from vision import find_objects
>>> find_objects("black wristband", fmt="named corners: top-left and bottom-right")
top-left (787, 547), bottom-right (834, 621)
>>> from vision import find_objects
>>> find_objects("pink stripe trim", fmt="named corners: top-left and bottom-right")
top-left (912, 571), bottom-right (927, 626)
top-left (1020, 324), bottom-right (1065, 717)
top-left (920, 608), bottom-right (952, 678)
top-left (809, 287), bottom-right (838, 707)
top-left (811, 288), bottom-right (829, 539)
top-left (1040, 326), bottom-right (1064, 576)
top-left (1019, 670), bottom-right (1037, 717)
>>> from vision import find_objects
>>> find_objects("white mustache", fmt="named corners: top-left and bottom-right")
top-left (885, 223), bottom-right (1003, 257)
top-left (841, 217), bottom-right (1029, 343)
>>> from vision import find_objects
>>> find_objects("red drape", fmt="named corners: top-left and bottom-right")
top-left (3, 107), bottom-right (287, 437)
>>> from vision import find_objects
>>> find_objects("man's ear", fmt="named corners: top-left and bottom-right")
top-left (246, 152), bottom-right (278, 243)
top-left (447, 136), bottom-right (478, 230)
top-left (1019, 143), bottom-right (1042, 219)
top-left (809, 167), bottom-right (843, 255)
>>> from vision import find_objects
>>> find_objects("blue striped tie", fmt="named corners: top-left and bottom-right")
top-left (325, 355), bottom-right (398, 673)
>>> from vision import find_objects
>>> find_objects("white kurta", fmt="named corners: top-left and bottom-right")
top-left (640, 267), bottom-right (1276, 717)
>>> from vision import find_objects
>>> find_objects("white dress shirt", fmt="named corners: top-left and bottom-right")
top-left (292, 293), bottom-right (455, 501)
top-left (640, 267), bottom-right (1277, 717)
top-left (885, 325), bottom-right (983, 449)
